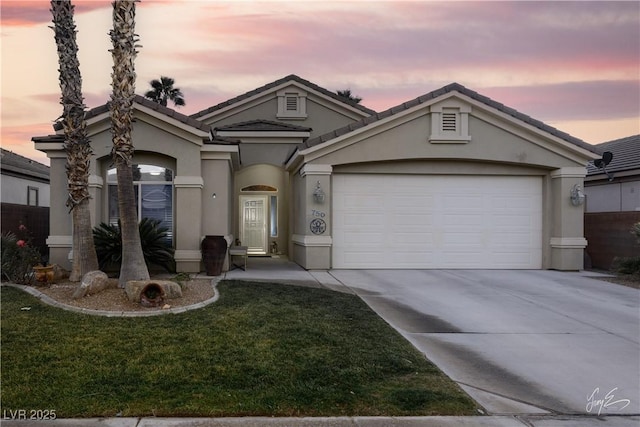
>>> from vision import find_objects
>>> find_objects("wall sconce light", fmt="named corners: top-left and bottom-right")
top-left (313, 181), bottom-right (326, 203)
top-left (570, 184), bottom-right (585, 206)
top-left (212, 193), bottom-right (217, 199)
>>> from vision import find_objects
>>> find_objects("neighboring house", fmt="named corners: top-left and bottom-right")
top-left (584, 135), bottom-right (640, 269)
top-left (0, 148), bottom-right (51, 257)
top-left (34, 75), bottom-right (599, 273)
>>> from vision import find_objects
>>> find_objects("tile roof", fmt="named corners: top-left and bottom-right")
top-left (215, 119), bottom-right (311, 133)
top-left (53, 95), bottom-right (212, 134)
top-left (298, 82), bottom-right (601, 156)
top-left (587, 134), bottom-right (640, 176)
top-left (191, 74), bottom-right (376, 119)
top-left (0, 148), bottom-right (50, 181)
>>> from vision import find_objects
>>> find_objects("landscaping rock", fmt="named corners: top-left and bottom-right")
top-left (125, 280), bottom-right (183, 303)
top-left (72, 270), bottom-right (110, 299)
top-left (51, 264), bottom-right (69, 282)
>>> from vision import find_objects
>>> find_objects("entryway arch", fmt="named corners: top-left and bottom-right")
top-left (235, 164), bottom-right (288, 256)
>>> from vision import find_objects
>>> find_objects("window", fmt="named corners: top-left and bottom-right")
top-left (107, 164), bottom-right (174, 243)
top-left (429, 101), bottom-right (471, 143)
top-left (277, 88), bottom-right (307, 119)
top-left (27, 186), bottom-right (39, 206)
top-left (270, 195), bottom-right (278, 237)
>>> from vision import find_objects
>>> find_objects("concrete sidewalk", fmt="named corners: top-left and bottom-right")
top-left (3, 415), bottom-right (640, 426)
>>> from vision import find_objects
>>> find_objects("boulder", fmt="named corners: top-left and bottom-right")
top-left (125, 280), bottom-right (182, 303)
top-left (72, 270), bottom-right (110, 299)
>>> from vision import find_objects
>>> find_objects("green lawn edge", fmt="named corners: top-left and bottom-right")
top-left (1, 281), bottom-right (480, 417)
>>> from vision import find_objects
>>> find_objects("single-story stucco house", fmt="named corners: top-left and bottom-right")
top-left (34, 75), bottom-right (600, 273)
top-left (1, 148), bottom-right (51, 257)
top-left (584, 134), bottom-right (640, 269)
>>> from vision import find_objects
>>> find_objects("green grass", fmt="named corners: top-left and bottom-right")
top-left (1, 281), bottom-right (478, 417)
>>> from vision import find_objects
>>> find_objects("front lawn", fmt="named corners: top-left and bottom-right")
top-left (1, 280), bottom-right (478, 417)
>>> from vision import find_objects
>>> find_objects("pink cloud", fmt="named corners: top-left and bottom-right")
top-left (1, 0), bottom-right (110, 27)
top-left (1, 123), bottom-right (54, 165)
top-left (481, 80), bottom-right (640, 122)
top-left (171, 1), bottom-right (638, 86)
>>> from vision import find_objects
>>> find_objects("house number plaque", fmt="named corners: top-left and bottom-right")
top-left (310, 218), bottom-right (326, 235)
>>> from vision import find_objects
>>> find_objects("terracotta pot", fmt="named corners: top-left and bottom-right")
top-left (201, 235), bottom-right (228, 276)
top-left (33, 265), bottom-right (55, 284)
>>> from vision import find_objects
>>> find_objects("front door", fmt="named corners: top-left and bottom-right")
top-left (240, 195), bottom-right (269, 255)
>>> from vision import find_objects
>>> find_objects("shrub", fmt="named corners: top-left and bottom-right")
top-left (632, 222), bottom-right (640, 244)
top-left (613, 257), bottom-right (640, 275)
top-left (93, 218), bottom-right (175, 273)
top-left (613, 222), bottom-right (640, 276)
top-left (1, 225), bottom-right (44, 284)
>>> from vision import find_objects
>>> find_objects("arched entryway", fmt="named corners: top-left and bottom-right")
top-left (235, 164), bottom-right (288, 256)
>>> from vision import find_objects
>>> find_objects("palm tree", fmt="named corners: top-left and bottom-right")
top-left (144, 76), bottom-right (185, 107)
top-left (110, 0), bottom-right (149, 287)
top-left (50, 0), bottom-right (99, 282)
top-left (336, 88), bottom-right (362, 104)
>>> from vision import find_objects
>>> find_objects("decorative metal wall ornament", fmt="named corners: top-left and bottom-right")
top-left (570, 184), bottom-right (586, 206)
top-left (310, 218), bottom-right (326, 235)
top-left (313, 181), bottom-right (326, 203)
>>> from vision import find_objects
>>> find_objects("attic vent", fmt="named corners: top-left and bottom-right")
top-left (285, 95), bottom-right (298, 111)
top-left (277, 88), bottom-right (307, 120)
top-left (429, 102), bottom-right (471, 144)
top-left (442, 110), bottom-right (457, 132)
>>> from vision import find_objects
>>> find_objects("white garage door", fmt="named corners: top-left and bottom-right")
top-left (332, 174), bottom-right (542, 269)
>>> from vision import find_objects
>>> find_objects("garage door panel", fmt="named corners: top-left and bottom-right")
top-left (333, 174), bottom-right (542, 269)
top-left (340, 213), bottom-right (384, 227)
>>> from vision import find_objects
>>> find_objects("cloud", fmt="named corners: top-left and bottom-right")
top-left (169, 0), bottom-right (639, 91)
top-left (482, 80), bottom-right (640, 121)
top-left (1, 123), bottom-right (54, 165)
top-left (2, 0), bottom-right (638, 162)
top-left (0, 0), bottom-right (110, 27)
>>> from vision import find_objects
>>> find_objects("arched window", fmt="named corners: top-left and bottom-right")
top-left (107, 164), bottom-right (174, 244)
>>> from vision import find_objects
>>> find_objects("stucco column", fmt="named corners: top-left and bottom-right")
top-left (550, 167), bottom-right (588, 270)
top-left (292, 164), bottom-right (332, 269)
top-left (88, 174), bottom-right (103, 227)
top-left (46, 154), bottom-right (73, 269)
top-left (173, 176), bottom-right (203, 272)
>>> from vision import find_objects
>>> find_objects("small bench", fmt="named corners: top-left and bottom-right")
top-left (229, 246), bottom-right (248, 271)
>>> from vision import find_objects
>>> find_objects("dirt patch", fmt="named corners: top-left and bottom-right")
top-left (598, 275), bottom-right (640, 289)
top-left (37, 278), bottom-right (215, 312)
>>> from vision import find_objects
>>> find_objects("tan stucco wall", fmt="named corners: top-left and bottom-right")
top-left (202, 158), bottom-right (233, 236)
top-left (310, 114), bottom-right (584, 170)
top-left (47, 155), bottom-right (73, 269)
top-left (239, 143), bottom-right (298, 167)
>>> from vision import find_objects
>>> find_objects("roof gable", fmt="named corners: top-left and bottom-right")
top-left (191, 74), bottom-right (376, 122)
top-left (300, 83), bottom-right (599, 156)
top-left (53, 95), bottom-right (212, 135)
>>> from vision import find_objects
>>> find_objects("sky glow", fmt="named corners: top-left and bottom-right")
top-left (1, 0), bottom-right (638, 165)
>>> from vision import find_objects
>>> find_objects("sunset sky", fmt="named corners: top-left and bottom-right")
top-left (2, 0), bottom-right (639, 166)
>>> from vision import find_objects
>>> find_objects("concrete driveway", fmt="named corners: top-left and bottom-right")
top-left (329, 269), bottom-right (640, 416)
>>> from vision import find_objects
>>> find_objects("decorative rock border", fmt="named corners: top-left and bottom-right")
top-left (1, 277), bottom-right (222, 317)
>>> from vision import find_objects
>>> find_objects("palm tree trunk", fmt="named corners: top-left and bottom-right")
top-left (50, 0), bottom-right (99, 282)
top-left (110, 0), bottom-right (149, 287)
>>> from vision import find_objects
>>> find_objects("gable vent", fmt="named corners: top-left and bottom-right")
top-left (285, 95), bottom-right (298, 111)
top-left (442, 112), bottom-right (457, 132)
